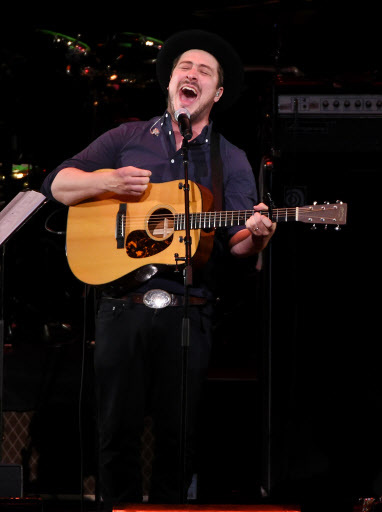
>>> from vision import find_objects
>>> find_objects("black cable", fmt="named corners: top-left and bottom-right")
top-left (79, 284), bottom-right (89, 512)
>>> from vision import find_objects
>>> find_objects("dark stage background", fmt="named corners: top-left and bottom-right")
top-left (0, 2), bottom-right (381, 510)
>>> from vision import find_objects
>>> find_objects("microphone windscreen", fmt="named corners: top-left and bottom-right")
top-left (174, 108), bottom-right (191, 121)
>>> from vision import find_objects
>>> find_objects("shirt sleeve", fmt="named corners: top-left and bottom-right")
top-left (40, 124), bottom-right (131, 200)
top-left (221, 139), bottom-right (258, 237)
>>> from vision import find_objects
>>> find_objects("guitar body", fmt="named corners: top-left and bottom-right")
top-left (66, 177), bottom-right (214, 286)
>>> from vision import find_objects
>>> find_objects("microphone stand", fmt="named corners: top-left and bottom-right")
top-left (177, 135), bottom-right (193, 503)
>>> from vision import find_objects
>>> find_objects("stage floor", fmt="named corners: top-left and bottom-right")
top-left (0, 496), bottom-right (368, 512)
top-left (0, 499), bottom-right (303, 512)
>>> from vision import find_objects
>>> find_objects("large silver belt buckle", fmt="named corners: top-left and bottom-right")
top-left (143, 289), bottom-right (172, 309)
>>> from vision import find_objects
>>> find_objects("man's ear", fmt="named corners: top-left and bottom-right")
top-left (214, 87), bottom-right (224, 103)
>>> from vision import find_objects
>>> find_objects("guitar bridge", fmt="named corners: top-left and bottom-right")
top-left (116, 203), bottom-right (127, 249)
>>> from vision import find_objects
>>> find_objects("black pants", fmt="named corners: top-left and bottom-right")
top-left (94, 297), bottom-right (214, 510)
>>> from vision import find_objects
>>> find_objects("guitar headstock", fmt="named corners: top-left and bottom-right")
top-left (299, 201), bottom-right (347, 229)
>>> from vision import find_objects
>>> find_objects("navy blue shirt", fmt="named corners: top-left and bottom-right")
top-left (41, 112), bottom-right (258, 297)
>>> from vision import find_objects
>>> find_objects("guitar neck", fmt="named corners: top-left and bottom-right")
top-left (174, 208), bottom-right (295, 231)
top-left (174, 201), bottom-right (347, 230)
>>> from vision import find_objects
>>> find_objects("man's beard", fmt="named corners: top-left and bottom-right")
top-left (168, 94), bottom-right (213, 123)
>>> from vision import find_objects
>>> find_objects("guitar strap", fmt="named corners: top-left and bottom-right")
top-left (210, 129), bottom-right (224, 211)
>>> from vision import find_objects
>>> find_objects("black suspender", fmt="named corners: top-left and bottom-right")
top-left (210, 129), bottom-right (224, 212)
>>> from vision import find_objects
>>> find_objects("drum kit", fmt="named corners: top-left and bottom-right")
top-left (35, 28), bottom-right (163, 89)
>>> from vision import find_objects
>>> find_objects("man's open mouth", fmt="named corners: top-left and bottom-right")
top-left (179, 85), bottom-right (198, 105)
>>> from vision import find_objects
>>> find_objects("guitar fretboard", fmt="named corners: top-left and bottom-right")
top-left (173, 208), bottom-right (297, 230)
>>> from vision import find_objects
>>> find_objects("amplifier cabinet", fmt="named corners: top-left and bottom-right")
top-left (276, 94), bottom-right (382, 152)
top-left (0, 464), bottom-right (22, 497)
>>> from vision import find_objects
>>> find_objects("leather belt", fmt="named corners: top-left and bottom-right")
top-left (104, 289), bottom-right (208, 309)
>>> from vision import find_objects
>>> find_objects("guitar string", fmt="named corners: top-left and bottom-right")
top-left (119, 207), bottom-right (342, 226)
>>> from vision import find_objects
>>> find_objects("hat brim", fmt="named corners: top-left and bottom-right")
top-left (156, 29), bottom-right (244, 112)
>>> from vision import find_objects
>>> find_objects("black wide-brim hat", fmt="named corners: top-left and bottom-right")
top-left (156, 29), bottom-right (244, 112)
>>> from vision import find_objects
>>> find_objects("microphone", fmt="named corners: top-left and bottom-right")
top-left (174, 108), bottom-right (192, 140)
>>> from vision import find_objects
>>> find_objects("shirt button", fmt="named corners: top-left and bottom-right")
top-left (171, 159), bottom-right (175, 164)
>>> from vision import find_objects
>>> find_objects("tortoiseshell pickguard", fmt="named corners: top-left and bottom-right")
top-left (126, 230), bottom-right (173, 258)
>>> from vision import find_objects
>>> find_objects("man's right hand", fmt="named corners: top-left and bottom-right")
top-left (106, 166), bottom-right (152, 196)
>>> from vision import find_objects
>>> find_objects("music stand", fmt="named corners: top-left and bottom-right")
top-left (0, 189), bottom-right (47, 457)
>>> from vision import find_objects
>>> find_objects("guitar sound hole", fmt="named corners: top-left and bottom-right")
top-left (147, 208), bottom-right (174, 240)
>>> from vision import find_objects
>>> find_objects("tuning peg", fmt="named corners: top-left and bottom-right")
top-left (335, 225), bottom-right (341, 231)
top-left (311, 224), bottom-right (317, 230)
top-left (324, 224), bottom-right (328, 230)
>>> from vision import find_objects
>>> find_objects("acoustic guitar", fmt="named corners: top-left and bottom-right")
top-left (66, 173), bottom-right (347, 286)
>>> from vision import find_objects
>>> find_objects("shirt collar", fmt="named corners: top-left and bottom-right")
top-left (161, 111), bottom-right (213, 146)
